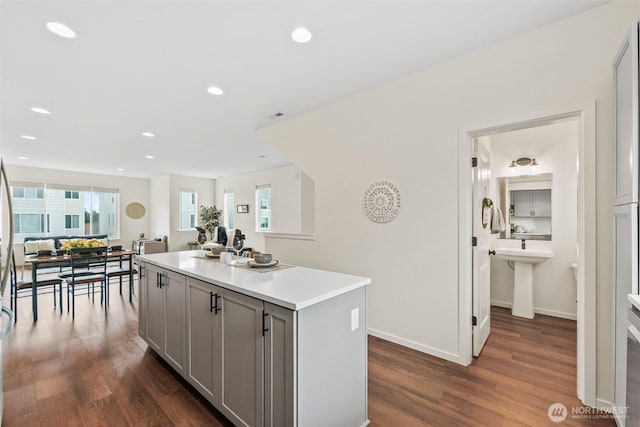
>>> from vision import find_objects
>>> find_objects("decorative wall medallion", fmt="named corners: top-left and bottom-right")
top-left (125, 202), bottom-right (146, 219)
top-left (363, 181), bottom-right (401, 223)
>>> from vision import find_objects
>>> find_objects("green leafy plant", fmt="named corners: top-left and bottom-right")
top-left (200, 205), bottom-right (223, 238)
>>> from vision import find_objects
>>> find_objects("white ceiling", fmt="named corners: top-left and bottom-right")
top-left (0, 0), bottom-right (606, 179)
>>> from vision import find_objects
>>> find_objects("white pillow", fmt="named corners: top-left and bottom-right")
top-left (24, 239), bottom-right (55, 253)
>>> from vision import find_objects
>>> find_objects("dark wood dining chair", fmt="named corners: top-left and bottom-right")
top-left (106, 257), bottom-right (138, 301)
top-left (9, 252), bottom-right (63, 322)
top-left (59, 247), bottom-right (108, 318)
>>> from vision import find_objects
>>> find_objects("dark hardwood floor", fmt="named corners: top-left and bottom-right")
top-left (2, 282), bottom-right (614, 426)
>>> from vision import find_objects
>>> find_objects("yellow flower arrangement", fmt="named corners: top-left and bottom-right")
top-left (60, 238), bottom-right (106, 251)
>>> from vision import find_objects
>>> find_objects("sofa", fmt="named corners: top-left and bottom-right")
top-left (134, 235), bottom-right (168, 255)
top-left (23, 234), bottom-right (109, 255)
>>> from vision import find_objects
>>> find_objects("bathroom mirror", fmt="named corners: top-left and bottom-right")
top-left (496, 173), bottom-right (552, 241)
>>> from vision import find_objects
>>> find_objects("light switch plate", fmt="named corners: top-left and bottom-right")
top-left (351, 308), bottom-right (359, 331)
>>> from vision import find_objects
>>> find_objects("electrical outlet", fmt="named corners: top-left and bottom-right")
top-left (351, 308), bottom-right (359, 331)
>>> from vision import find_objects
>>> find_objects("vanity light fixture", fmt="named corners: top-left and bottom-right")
top-left (292, 27), bottom-right (312, 43)
top-left (509, 157), bottom-right (539, 168)
top-left (46, 22), bottom-right (77, 39)
top-left (207, 86), bottom-right (224, 96)
top-left (30, 107), bottom-right (51, 115)
top-left (21, 135), bottom-right (37, 140)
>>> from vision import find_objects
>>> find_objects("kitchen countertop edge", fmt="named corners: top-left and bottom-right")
top-left (137, 251), bottom-right (371, 311)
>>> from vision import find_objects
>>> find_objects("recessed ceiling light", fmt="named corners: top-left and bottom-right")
top-left (46, 22), bottom-right (77, 39)
top-left (291, 27), bottom-right (312, 43)
top-left (21, 135), bottom-right (37, 140)
top-left (116, 168), bottom-right (125, 172)
top-left (30, 107), bottom-right (51, 115)
top-left (17, 156), bottom-right (29, 160)
top-left (142, 132), bottom-right (155, 138)
top-left (145, 155), bottom-right (155, 159)
top-left (207, 86), bottom-right (224, 96)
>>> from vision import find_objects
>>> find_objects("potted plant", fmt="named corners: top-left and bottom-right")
top-left (200, 205), bottom-right (223, 241)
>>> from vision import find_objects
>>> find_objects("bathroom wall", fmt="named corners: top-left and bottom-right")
top-left (488, 120), bottom-right (579, 319)
top-left (261, 1), bottom-right (638, 402)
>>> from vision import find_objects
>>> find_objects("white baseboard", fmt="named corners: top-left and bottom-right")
top-left (491, 300), bottom-right (577, 321)
top-left (367, 328), bottom-right (464, 365)
top-left (596, 398), bottom-right (613, 412)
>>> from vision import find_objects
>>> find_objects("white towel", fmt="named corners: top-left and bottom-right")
top-left (490, 207), bottom-right (506, 234)
top-left (482, 205), bottom-right (491, 229)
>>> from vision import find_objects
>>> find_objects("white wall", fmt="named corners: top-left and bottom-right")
top-left (150, 174), bottom-right (215, 251)
top-left (169, 174), bottom-right (215, 251)
top-left (261, 1), bottom-right (637, 402)
top-left (4, 165), bottom-right (149, 264)
top-left (215, 165), bottom-right (310, 253)
top-left (150, 175), bottom-right (170, 241)
top-left (488, 121), bottom-right (578, 320)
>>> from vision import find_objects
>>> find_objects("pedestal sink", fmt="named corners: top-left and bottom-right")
top-left (494, 248), bottom-right (554, 318)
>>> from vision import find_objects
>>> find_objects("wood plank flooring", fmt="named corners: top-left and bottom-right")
top-left (2, 283), bottom-right (614, 426)
top-left (368, 307), bottom-right (614, 426)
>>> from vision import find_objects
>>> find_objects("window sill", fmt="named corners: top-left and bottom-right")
top-left (262, 232), bottom-right (316, 241)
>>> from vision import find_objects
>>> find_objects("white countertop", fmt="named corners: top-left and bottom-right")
top-left (629, 294), bottom-right (640, 310)
top-left (137, 251), bottom-right (371, 311)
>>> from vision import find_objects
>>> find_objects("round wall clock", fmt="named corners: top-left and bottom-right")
top-left (125, 202), bottom-right (146, 219)
top-left (362, 181), bottom-right (401, 223)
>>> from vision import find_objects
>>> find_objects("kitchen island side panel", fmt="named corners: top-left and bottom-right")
top-left (297, 286), bottom-right (368, 427)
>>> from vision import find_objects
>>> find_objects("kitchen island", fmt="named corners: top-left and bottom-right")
top-left (136, 250), bottom-right (370, 427)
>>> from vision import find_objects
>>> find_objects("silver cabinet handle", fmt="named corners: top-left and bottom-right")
top-left (0, 306), bottom-right (14, 339)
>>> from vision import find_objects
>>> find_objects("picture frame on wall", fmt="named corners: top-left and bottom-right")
top-left (237, 204), bottom-right (249, 214)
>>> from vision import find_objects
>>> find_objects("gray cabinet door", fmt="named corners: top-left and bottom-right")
top-left (531, 190), bottom-right (551, 217)
top-left (218, 288), bottom-right (264, 427)
top-left (137, 262), bottom-right (146, 338)
top-left (264, 302), bottom-right (295, 427)
top-left (186, 277), bottom-right (218, 404)
top-left (145, 264), bottom-right (164, 354)
top-left (512, 190), bottom-right (531, 217)
top-left (163, 270), bottom-right (186, 375)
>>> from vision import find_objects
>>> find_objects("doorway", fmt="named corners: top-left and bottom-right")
top-left (457, 103), bottom-right (597, 407)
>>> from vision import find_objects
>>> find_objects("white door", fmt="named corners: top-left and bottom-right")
top-left (472, 139), bottom-right (491, 357)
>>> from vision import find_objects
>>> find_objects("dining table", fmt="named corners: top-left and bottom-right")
top-left (24, 249), bottom-right (136, 322)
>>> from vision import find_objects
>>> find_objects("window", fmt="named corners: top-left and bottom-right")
top-left (224, 190), bottom-right (234, 229)
top-left (65, 214), bottom-right (80, 229)
top-left (12, 187), bottom-right (43, 199)
top-left (255, 185), bottom-right (271, 231)
top-left (14, 214), bottom-right (49, 234)
top-left (11, 183), bottom-right (119, 241)
top-left (179, 190), bottom-right (197, 231)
